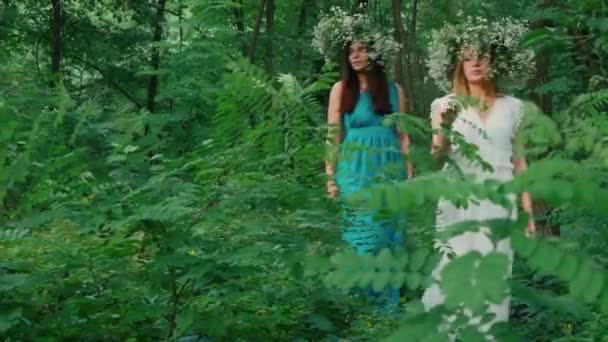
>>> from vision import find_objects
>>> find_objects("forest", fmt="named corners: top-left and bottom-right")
top-left (1, 0), bottom-right (607, 341)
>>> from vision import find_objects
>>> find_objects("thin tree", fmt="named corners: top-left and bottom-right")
top-left (392, 0), bottom-right (414, 112)
top-left (147, 0), bottom-right (166, 114)
top-left (527, 0), bottom-right (553, 115)
top-left (248, 0), bottom-right (267, 63)
top-left (264, 0), bottom-right (275, 73)
top-left (232, 0), bottom-right (246, 55)
top-left (295, 0), bottom-right (315, 64)
top-left (49, 0), bottom-right (62, 88)
top-left (409, 0), bottom-right (423, 114)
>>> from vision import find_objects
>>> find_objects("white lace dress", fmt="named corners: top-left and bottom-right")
top-left (421, 94), bottom-right (525, 332)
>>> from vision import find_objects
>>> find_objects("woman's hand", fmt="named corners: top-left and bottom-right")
top-left (327, 179), bottom-right (339, 198)
top-left (437, 99), bottom-right (459, 128)
top-left (325, 82), bottom-right (342, 200)
top-left (407, 162), bottom-right (414, 180)
top-left (394, 83), bottom-right (414, 180)
top-left (526, 217), bottom-right (536, 237)
top-left (515, 160), bottom-right (535, 238)
top-left (431, 97), bottom-right (459, 162)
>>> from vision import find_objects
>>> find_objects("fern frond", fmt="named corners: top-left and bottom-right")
top-left (569, 89), bottom-right (608, 116)
top-left (0, 228), bottom-right (30, 242)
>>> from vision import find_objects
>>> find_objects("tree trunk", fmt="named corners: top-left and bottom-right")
top-left (264, 0), bottom-right (275, 73)
top-left (248, 0), bottom-right (267, 63)
top-left (296, 0), bottom-right (314, 64)
top-left (233, 0), bottom-right (246, 55)
top-left (392, 0), bottom-right (404, 95)
top-left (178, 0), bottom-right (183, 50)
top-left (49, 0), bottom-right (62, 88)
top-left (533, 200), bottom-right (561, 237)
top-left (296, 0), bottom-right (310, 35)
top-left (532, 53), bottom-right (552, 114)
top-left (147, 0), bottom-right (166, 114)
top-left (527, 0), bottom-right (559, 237)
top-left (416, 57), bottom-right (427, 115)
top-left (233, 0), bottom-right (245, 32)
top-left (570, 27), bottom-right (602, 83)
top-left (527, 0), bottom-right (553, 115)
top-left (406, 0), bottom-right (418, 113)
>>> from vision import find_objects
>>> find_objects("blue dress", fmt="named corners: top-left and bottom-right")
top-left (335, 82), bottom-right (408, 310)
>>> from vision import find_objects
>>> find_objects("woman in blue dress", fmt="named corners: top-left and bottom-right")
top-left (315, 8), bottom-right (414, 311)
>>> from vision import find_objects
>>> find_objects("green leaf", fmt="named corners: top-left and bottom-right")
top-left (423, 252), bottom-right (440, 275)
top-left (410, 248), bottom-right (430, 272)
top-left (405, 272), bottom-right (422, 290)
top-left (583, 271), bottom-right (605, 304)
top-left (304, 255), bottom-right (331, 275)
top-left (330, 249), bottom-right (357, 268)
top-left (389, 272), bottom-right (406, 288)
top-left (555, 254), bottom-right (579, 281)
top-left (511, 282), bottom-right (592, 320)
top-left (465, 288), bottom-right (488, 315)
top-left (386, 186), bottom-right (401, 213)
top-left (339, 269), bottom-right (360, 290)
top-left (384, 311), bottom-right (444, 342)
top-left (0, 306), bottom-right (22, 332)
top-left (357, 254), bottom-right (376, 288)
top-left (477, 252), bottom-right (510, 304)
top-left (458, 326), bottom-right (486, 342)
top-left (490, 322), bottom-right (522, 342)
top-left (307, 314), bottom-right (336, 332)
top-left (370, 186), bottom-right (385, 210)
top-left (372, 271), bottom-right (392, 292)
top-left (377, 248), bottom-right (393, 270)
top-left (107, 154), bottom-right (127, 163)
top-left (534, 243), bottom-right (563, 274)
top-left (569, 262), bottom-right (593, 299)
top-left (0, 273), bottom-right (28, 291)
top-left (394, 250), bottom-right (409, 269)
top-left (441, 252), bottom-right (480, 311)
top-left (290, 262), bottom-right (304, 280)
top-left (175, 307), bottom-right (195, 337)
top-left (600, 290), bottom-right (608, 313)
top-left (511, 231), bottom-right (539, 258)
top-left (123, 145), bottom-right (139, 154)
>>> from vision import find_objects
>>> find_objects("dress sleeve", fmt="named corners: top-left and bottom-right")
top-left (430, 97), bottom-right (447, 130)
top-left (513, 98), bottom-right (525, 137)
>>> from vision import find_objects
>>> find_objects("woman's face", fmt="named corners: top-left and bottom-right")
top-left (348, 41), bottom-right (370, 72)
top-left (461, 48), bottom-right (492, 84)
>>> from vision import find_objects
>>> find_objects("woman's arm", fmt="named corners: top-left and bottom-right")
top-left (430, 99), bottom-right (452, 165)
top-left (395, 83), bottom-right (414, 179)
top-left (326, 82), bottom-right (343, 198)
top-left (514, 156), bottom-right (535, 235)
top-left (513, 102), bottom-right (535, 235)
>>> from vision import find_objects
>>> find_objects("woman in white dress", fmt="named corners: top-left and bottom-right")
top-left (420, 17), bottom-right (537, 335)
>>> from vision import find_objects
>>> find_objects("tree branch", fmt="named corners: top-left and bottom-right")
top-left (248, 0), bottom-right (266, 63)
top-left (68, 54), bottom-right (144, 109)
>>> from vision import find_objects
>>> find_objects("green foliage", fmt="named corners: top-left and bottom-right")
top-left (512, 231), bottom-right (608, 310)
top-left (1, 0), bottom-right (608, 341)
top-left (324, 247), bottom-right (437, 294)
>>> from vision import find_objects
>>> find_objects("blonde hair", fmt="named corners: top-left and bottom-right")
top-left (452, 61), bottom-right (498, 97)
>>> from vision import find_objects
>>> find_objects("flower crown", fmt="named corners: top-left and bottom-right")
top-left (312, 6), bottom-right (400, 67)
top-left (427, 16), bottom-right (536, 92)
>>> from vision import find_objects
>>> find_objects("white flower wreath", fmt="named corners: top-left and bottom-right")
top-left (311, 6), bottom-right (400, 68)
top-left (427, 16), bottom-right (536, 92)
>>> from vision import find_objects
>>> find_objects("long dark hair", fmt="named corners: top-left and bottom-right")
top-left (339, 43), bottom-right (392, 115)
